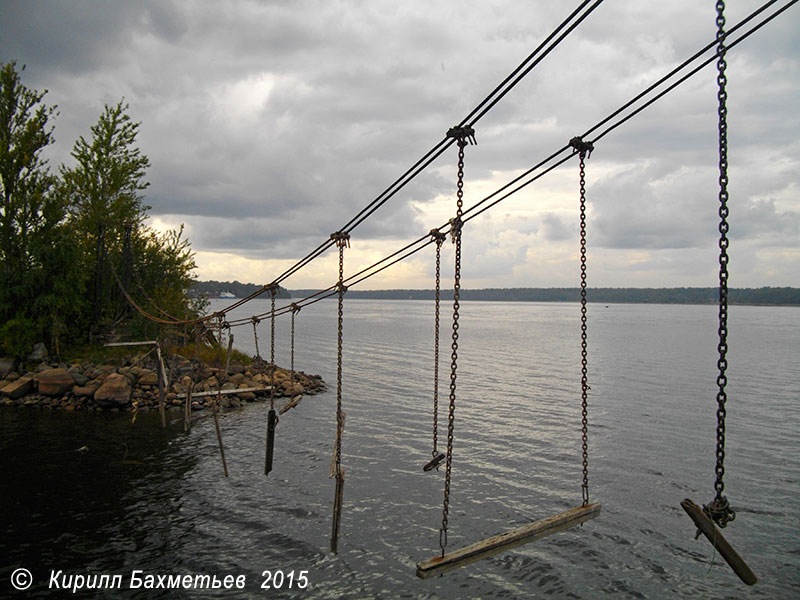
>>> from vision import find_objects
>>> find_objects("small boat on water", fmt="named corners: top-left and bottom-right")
top-left (219, 291), bottom-right (236, 299)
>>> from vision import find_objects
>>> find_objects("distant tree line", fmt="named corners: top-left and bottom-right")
top-left (0, 61), bottom-right (201, 359)
top-left (191, 280), bottom-right (289, 299)
top-left (287, 287), bottom-right (799, 305)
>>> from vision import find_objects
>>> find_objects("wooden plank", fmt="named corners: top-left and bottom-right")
top-left (416, 503), bottom-right (601, 579)
top-left (104, 341), bottom-right (158, 347)
top-left (680, 498), bottom-right (757, 585)
top-left (177, 386), bottom-right (270, 399)
top-left (155, 343), bottom-right (166, 429)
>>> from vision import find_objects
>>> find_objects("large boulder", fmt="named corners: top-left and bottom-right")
top-left (94, 373), bottom-right (132, 407)
top-left (1, 377), bottom-right (33, 399)
top-left (36, 368), bottom-right (75, 396)
top-left (137, 369), bottom-right (159, 386)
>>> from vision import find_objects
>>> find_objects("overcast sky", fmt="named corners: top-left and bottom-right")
top-left (2, 0), bottom-right (797, 290)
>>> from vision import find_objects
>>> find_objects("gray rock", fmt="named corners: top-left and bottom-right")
top-left (28, 342), bottom-right (48, 361)
top-left (36, 368), bottom-right (75, 396)
top-left (94, 373), bottom-right (132, 407)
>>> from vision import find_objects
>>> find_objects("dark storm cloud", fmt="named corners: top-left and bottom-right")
top-left (1, 0), bottom-right (796, 285)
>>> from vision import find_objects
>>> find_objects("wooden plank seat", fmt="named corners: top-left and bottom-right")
top-left (416, 503), bottom-right (601, 579)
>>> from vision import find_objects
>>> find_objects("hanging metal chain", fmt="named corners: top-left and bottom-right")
top-left (570, 136), bottom-right (594, 507)
top-left (290, 303), bottom-right (300, 397)
top-left (440, 125), bottom-right (475, 556)
top-left (269, 286), bottom-right (277, 411)
top-left (252, 316), bottom-right (261, 360)
top-left (331, 232), bottom-right (350, 475)
top-left (431, 229), bottom-right (447, 459)
top-left (705, 0), bottom-right (736, 530)
top-left (330, 231), bottom-right (349, 553)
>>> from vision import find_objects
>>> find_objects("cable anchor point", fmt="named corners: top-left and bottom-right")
top-left (448, 217), bottom-right (463, 243)
top-left (446, 125), bottom-right (477, 146)
top-left (701, 495), bottom-right (736, 533)
top-left (330, 231), bottom-right (351, 248)
top-left (569, 136), bottom-right (594, 159)
top-left (429, 228), bottom-right (447, 246)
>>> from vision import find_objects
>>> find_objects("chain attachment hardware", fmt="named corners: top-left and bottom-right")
top-left (446, 125), bottom-right (477, 146)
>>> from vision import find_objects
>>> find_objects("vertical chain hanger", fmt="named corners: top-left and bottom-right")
top-left (330, 230), bottom-right (350, 553)
top-left (569, 135), bottom-right (594, 507)
top-left (424, 229), bottom-right (448, 472)
top-left (707, 0), bottom-right (735, 529)
top-left (439, 125), bottom-right (476, 557)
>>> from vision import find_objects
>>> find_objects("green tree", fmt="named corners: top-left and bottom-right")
top-left (0, 61), bottom-right (58, 276)
top-left (60, 100), bottom-right (151, 328)
top-left (0, 61), bottom-right (86, 358)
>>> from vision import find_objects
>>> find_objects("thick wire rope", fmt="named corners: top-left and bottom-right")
top-left (212, 1), bottom-right (794, 334)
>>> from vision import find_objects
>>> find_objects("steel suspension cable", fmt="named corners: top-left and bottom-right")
top-left (221, 1), bottom-right (795, 334)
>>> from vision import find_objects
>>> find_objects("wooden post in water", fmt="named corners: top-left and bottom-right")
top-left (155, 342), bottom-right (167, 429)
top-left (681, 499), bottom-right (757, 585)
top-left (184, 381), bottom-right (192, 432)
top-left (211, 333), bottom-right (234, 478)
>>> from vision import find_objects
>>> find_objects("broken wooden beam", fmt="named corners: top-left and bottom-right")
top-left (680, 498), bottom-right (757, 585)
top-left (416, 503), bottom-right (601, 579)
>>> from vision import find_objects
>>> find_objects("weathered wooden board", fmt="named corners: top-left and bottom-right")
top-left (177, 386), bottom-right (270, 399)
top-left (681, 498), bottom-right (757, 585)
top-left (416, 503), bottom-right (601, 579)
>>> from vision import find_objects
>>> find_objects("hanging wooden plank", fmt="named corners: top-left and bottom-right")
top-left (184, 382), bottom-right (192, 432)
top-left (330, 470), bottom-right (345, 554)
top-left (264, 408), bottom-right (277, 476)
top-left (155, 343), bottom-right (167, 429)
top-left (416, 503), bottom-right (601, 579)
top-left (680, 498), bottom-right (757, 585)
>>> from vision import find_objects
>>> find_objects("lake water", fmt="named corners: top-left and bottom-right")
top-left (1, 299), bottom-right (798, 599)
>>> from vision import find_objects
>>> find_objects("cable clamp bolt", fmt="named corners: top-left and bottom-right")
top-left (330, 231), bottom-right (351, 248)
top-left (448, 217), bottom-right (463, 243)
top-left (446, 125), bottom-right (477, 146)
top-left (569, 136), bottom-right (594, 159)
top-left (290, 303), bottom-right (301, 314)
top-left (429, 228), bottom-right (447, 245)
top-left (336, 282), bottom-right (348, 294)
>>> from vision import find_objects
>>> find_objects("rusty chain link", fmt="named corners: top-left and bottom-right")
top-left (706, 0), bottom-right (736, 530)
top-left (440, 128), bottom-right (472, 556)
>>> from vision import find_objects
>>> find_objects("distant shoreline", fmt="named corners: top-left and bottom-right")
top-left (195, 283), bottom-right (799, 306)
top-left (286, 287), bottom-right (800, 306)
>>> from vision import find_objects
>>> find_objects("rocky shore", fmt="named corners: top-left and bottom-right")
top-left (0, 354), bottom-right (325, 414)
